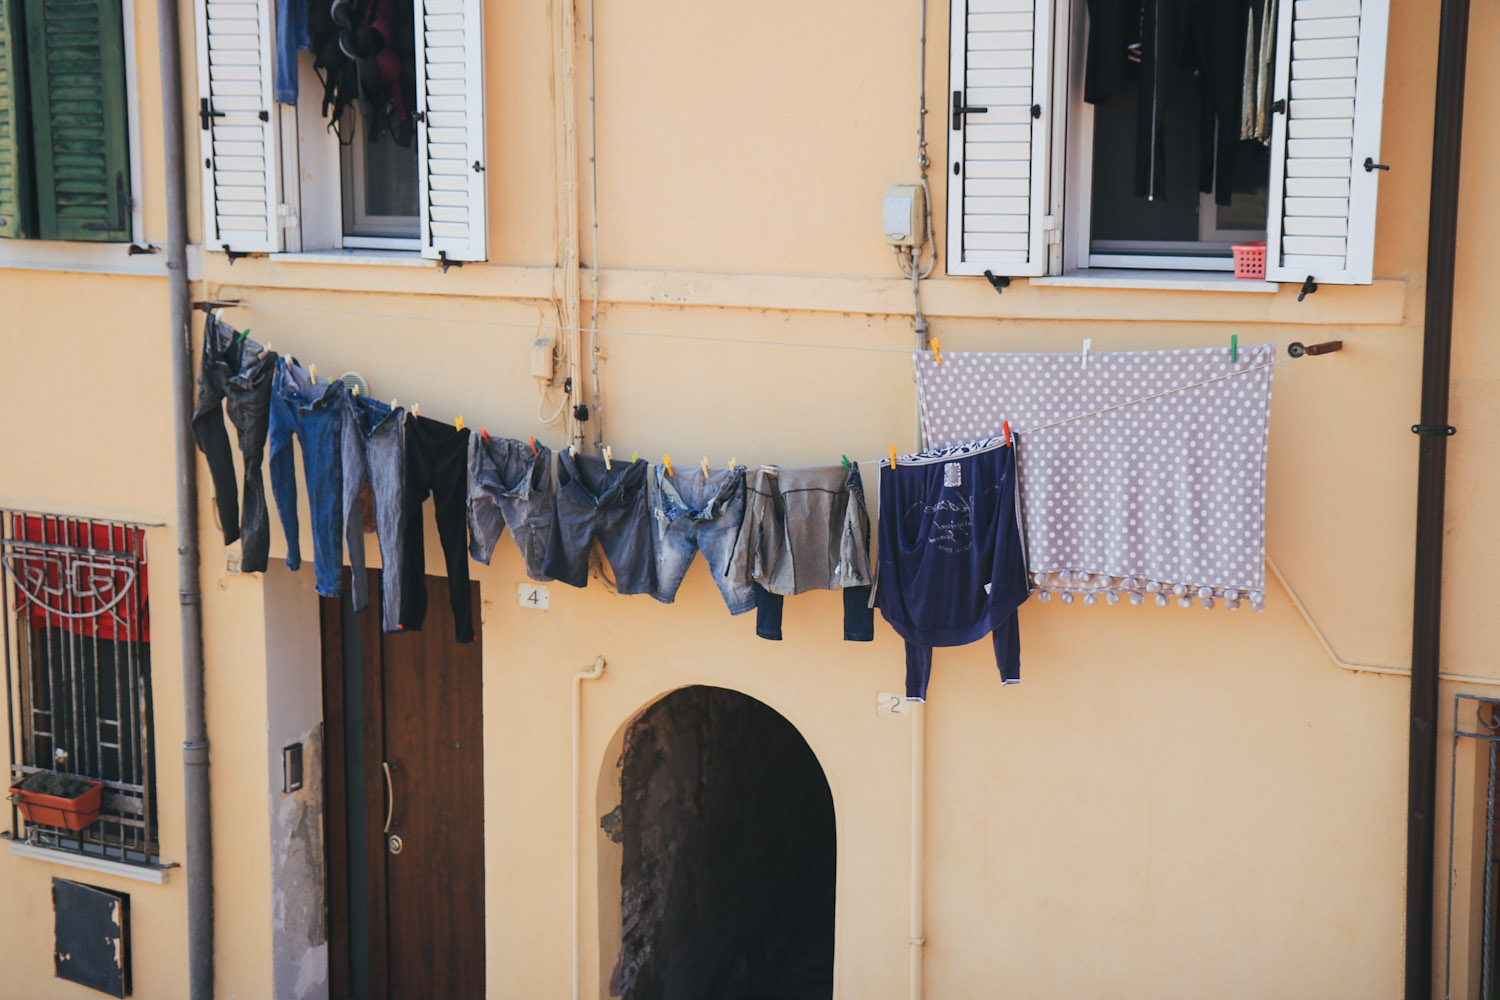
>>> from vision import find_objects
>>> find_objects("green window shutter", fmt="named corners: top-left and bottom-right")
top-left (23, 0), bottom-right (129, 241)
top-left (0, 0), bottom-right (33, 238)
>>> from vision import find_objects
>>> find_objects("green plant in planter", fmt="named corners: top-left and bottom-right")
top-left (11, 771), bottom-right (95, 800)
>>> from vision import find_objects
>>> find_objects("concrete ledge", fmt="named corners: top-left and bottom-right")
top-left (6, 836), bottom-right (173, 884)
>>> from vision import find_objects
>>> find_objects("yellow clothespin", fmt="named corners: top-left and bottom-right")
top-left (631, 450), bottom-right (639, 463)
top-left (663, 454), bottom-right (674, 477)
top-left (728, 457), bottom-right (737, 471)
top-left (603, 445), bottom-right (613, 470)
top-left (455, 414), bottom-right (464, 431)
top-left (700, 457), bottom-right (711, 478)
top-left (889, 445), bottom-right (897, 467)
top-left (932, 338), bottom-right (942, 364)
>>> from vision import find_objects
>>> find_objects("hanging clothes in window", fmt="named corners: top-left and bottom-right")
top-left (1085, 0), bottom-right (1254, 204)
top-left (913, 345), bottom-right (1275, 611)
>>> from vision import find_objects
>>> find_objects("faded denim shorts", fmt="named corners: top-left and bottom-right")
top-left (468, 436), bottom-right (555, 582)
top-left (543, 452), bottom-right (656, 595)
top-left (650, 464), bottom-right (754, 615)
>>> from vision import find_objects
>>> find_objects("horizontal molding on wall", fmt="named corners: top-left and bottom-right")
top-left (207, 257), bottom-right (1409, 327)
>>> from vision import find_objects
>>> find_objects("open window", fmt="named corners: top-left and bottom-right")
top-left (193, 0), bottom-right (487, 261)
top-left (948, 0), bottom-right (1391, 286)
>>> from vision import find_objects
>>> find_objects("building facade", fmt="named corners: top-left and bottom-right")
top-left (0, 0), bottom-right (1496, 996)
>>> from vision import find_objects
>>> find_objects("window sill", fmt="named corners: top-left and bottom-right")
top-left (5, 834), bottom-right (174, 884)
top-left (268, 249), bottom-right (436, 268)
top-left (0, 240), bottom-right (204, 279)
top-left (1030, 269), bottom-right (1278, 293)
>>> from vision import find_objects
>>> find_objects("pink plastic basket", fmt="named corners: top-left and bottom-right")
top-left (1232, 241), bottom-right (1267, 279)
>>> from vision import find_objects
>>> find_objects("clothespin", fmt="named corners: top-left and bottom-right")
top-left (663, 454), bottom-right (674, 477)
top-left (1081, 338), bottom-right (1091, 370)
top-left (351, 383), bottom-right (360, 396)
top-left (1229, 333), bottom-right (1239, 363)
top-left (603, 445), bottom-right (613, 470)
top-left (569, 443), bottom-right (577, 457)
top-left (455, 415), bottom-right (464, 431)
top-left (1003, 420), bottom-right (1012, 446)
top-left (390, 398), bottom-right (398, 410)
top-left (631, 450), bottom-right (639, 462)
top-left (889, 445), bottom-right (897, 468)
top-left (700, 457), bottom-right (711, 478)
top-left (309, 364), bottom-right (317, 382)
top-left (528, 436), bottom-right (539, 455)
top-left (480, 424), bottom-right (491, 443)
top-left (932, 338), bottom-right (942, 365)
top-left (841, 455), bottom-right (851, 470)
top-left (412, 403), bottom-right (420, 417)
top-left (728, 457), bottom-right (737, 471)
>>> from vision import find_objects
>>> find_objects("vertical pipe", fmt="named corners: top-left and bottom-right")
top-left (1405, 0), bottom-right (1470, 993)
top-left (573, 655), bottom-right (605, 1000)
top-left (553, 0), bottom-right (584, 454)
top-left (155, 0), bottom-right (213, 987)
top-left (909, 701), bottom-right (925, 1000)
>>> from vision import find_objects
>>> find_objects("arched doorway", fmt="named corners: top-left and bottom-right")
top-left (606, 686), bottom-right (836, 1000)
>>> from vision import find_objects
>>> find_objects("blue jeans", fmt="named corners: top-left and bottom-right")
top-left (650, 464), bottom-right (754, 615)
top-left (269, 357), bottom-right (347, 597)
top-left (341, 393), bottom-right (406, 632)
top-left (752, 584), bottom-right (874, 641)
top-left (274, 0), bottom-right (309, 104)
top-left (543, 452), bottom-right (655, 595)
top-left (468, 436), bottom-right (555, 582)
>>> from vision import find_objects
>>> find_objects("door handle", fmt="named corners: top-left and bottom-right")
top-left (383, 761), bottom-right (395, 833)
top-left (952, 89), bottom-right (989, 130)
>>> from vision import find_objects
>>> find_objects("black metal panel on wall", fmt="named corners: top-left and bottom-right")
top-left (53, 878), bottom-right (130, 997)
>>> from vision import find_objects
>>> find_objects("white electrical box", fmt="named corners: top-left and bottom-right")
top-left (883, 185), bottom-right (926, 246)
top-left (531, 335), bottom-right (556, 380)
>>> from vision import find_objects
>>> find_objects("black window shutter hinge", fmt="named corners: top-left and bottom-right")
top-left (1297, 275), bottom-right (1318, 301)
top-left (199, 98), bottom-right (225, 130)
top-left (223, 245), bottom-right (250, 264)
top-left (438, 250), bottom-right (463, 273)
top-left (259, 109), bottom-right (270, 122)
top-left (414, 111), bottom-right (425, 123)
top-left (1270, 98), bottom-right (1286, 115)
top-left (983, 270), bottom-right (1011, 296)
top-left (1031, 104), bottom-right (1041, 119)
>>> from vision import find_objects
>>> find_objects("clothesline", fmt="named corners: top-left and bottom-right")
top-left (197, 299), bottom-right (1334, 470)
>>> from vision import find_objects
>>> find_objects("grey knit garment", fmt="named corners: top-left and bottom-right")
top-left (913, 344), bottom-right (1275, 611)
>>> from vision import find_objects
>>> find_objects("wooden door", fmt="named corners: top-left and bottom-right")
top-left (323, 572), bottom-right (485, 1000)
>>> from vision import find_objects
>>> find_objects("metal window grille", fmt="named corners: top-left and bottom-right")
top-left (1447, 694), bottom-right (1500, 1000)
top-left (2, 510), bottom-right (159, 864)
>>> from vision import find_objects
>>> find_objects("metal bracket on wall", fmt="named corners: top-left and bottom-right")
top-left (438, 251), bottom-right (463, 273)
top-left (1411, 424), bottom-right (1457, 437)
top-left (983, 270), bottom-right (1010, 296)
top-left (222, 246), bottom-right (250, 264)
top-left (1297, 275), bottom-right (1318, 301)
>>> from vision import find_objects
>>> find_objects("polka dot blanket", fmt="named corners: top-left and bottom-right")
top-left (912, 344), bottom-right (1274, 611)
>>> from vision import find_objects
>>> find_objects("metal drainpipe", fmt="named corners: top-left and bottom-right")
top-left (1405, 0), bottom-right (1471, 992)
top-left (155, 0), bottom-right (214, 992)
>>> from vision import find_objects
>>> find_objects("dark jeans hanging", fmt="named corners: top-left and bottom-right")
top-left (400, 414), bottom-right (474, 642)
top-left (191, 314), bottom-right (278, 573)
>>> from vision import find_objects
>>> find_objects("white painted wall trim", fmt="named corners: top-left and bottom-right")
top-left (6, 837), bottom-right (173, 884)
top-left (0, 241), bottom-right (204, 278)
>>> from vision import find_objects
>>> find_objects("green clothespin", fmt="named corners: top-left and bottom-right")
top-left (1229, 334), bottom-right (1238, 363)
top-left (841, 455), bottom-right (851, 470)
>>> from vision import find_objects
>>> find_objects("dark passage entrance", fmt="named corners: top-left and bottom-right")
top-left (609, 685), bottom-right (836, 1000)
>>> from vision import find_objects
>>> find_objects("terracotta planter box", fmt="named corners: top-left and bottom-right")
top-left (8, 774), bottom-right (103, 832)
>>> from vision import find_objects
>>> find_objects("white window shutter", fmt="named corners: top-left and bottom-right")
top-left (416, 0), bottom-right (487, 262)
top-left (946, 0), bottom-right (1054, 277)
top-left (1265, 0), bottom-right (1389, 285)
top-left (193, 0), bottom-right (280, 253)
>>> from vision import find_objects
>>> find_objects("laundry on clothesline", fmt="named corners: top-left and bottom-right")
top-left (914, 344), bottom-right (1275, 612)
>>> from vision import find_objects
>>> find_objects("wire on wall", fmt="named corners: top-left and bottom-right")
top-left (587, 0), bottom-right (604, 451)
top-left (895, 0), bottom-right (939, 352)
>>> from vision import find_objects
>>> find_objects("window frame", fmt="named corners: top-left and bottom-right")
top-left (1057, 0), bottom-right (1267, 275)
top-left (2, 511), bottom-right (161, 867)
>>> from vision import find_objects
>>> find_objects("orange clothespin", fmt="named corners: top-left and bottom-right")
top-left (528, 435), bottom-right (539, 455)
top-left (1003, 420), bottom-right (1012, 446)
top-left (455, 414), bottom-right (464, 431)
top-left (932, 338), bottom-right (942, 364)
top-left (480, 424), bottom-right (491, 443)
top-left (889, 445), bottom-right (897, 468)
top-left (663, 454), bottom-right (674, 477)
